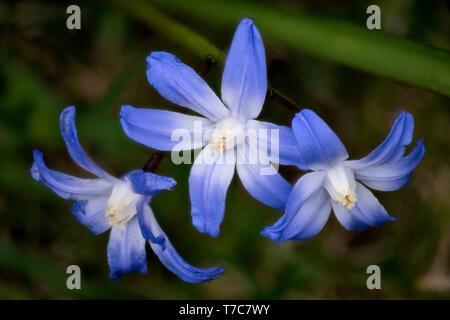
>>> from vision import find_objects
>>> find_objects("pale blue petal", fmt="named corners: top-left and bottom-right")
top-left (236, 143), bottom-right (292, 210)
top-left (332, 201), bottom-right (370, 231)
top-left (71, 197), bottom-right (110, 235)
top-left (333, 182), bottom-right (396, 230)
top-left (147, 52), bottom-right (229, 122)
top-left (353, 139), bottom-right (425, 191)
top-left (221, 18), bottom-right (267, 121)
top-left (107, 215), bottom-right (147, 280)
top-left (246, 120), bottom-right (307, 169)
top-left (263, 188), bottom-right (331, 241)
top-left (261, 171), bottom-right (327, 241)
top-left (189, 145), bottom-right (236, 237)
top-left (292, 109), bottom-right (348, 170)
top-left (137, 197), bottom-right (166, 247)
top-left (120, 105), bottom-right (212, 151)
top-left (347, 112), bottom-right (414, 170)
top-left (60, 106), bottom-right (116, 182)
top-left (31, 150), bottom-right (113, 200)
top-left (125, 170), bottom-right (176, 196)
top-left (137, 197), bottom-right (224, 283)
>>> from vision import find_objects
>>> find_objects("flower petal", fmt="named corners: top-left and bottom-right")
top-left (147, 52), bottom-right (229, 122)
top-left (71, 197), bottom-right (110, 235)
top-left (60, 106), bottom-right (116, 182)
top-left (125, 170), bottom-right (176, 196)
top-left (31, 150), bottom-right (113, 200)
top-left (120, 105), bottom-right (213, 151)
top-left (292, 109), bottom-right (348, 170)
top-left (189, 145), bottom-right (236, 237)
top-left (221, 18), bottom-right (267, 121)
top-left (137, 197), bottom-right (224, 283)
top-left (333, 182), bottom-right (396, 230)
top-left (263, 188), bottom-right (331, 241)
top-left (353, 139), bottom-right (425, 191)
top-left (246, 120), bottom-right (307, 169)
top-left (261, 171), bottom-right (328, 241)
top-left (137, 197), bottom-right (166, 247)
top-left (107, 215), bottom-right (147, 280)
top-left (347, 112), bottom-right (414, 169)
top-left (332, 201), bottom-right (369, 231)
top-left (236, 142), bottom-right (292, 210)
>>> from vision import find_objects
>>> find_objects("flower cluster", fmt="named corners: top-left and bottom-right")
top-left (32, 18), bottom-right (424, 282)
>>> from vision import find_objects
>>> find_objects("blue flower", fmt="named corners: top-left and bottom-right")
top-left (262, 109), bottom-right (425, 241)
top-left (31, 106), bottom-right (224, 282)
top-left (120, 18), bottom-right (295, 237)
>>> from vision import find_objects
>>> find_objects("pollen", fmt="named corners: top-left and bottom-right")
top-left (106, 180), bottom-right (140, 229)
top-left (338, 193), bottom-right (358, 209)
top-left (208, 117), bottom-right (246, 154)
top-left (323, 165), bottom-right (358, 210)
top-left (210, 135), bottom-right (227, 154)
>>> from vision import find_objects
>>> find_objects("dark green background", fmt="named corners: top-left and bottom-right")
top-left (0, 0), bottom-right (449, 299)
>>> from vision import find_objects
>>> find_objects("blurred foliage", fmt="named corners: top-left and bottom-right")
top-left (149, 0), bottom-right (450, 96)
top-left (0, 0), bottom-right (449, 299)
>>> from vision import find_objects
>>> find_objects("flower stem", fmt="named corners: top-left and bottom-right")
top-left (143, 150), bottom-right (165, 173)
top-left (267, 87), bottom-right (301, 113)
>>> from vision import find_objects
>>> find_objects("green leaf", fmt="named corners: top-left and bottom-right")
top-left (111, 0), bottom-right (223, 62)
top-left (116, 0), bottom-right (450, 97)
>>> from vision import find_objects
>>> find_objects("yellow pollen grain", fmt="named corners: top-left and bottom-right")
top-left (340, 194), bottom-right (357, 209)
top-left (210, 135), bottom-right (227, 154)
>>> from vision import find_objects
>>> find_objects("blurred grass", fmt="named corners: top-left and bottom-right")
top-left (0, 0), bottom-right (449, 299)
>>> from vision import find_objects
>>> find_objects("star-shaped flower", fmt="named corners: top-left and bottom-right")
top-left (120, 19), bottom-right (294, 237)
top-left (31, 106), bottom-right (223, 282)
top-left (262, 109), bottom-right (425, 241)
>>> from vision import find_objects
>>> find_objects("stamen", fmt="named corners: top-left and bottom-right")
top-left (210, 135), bottom-right (227, 154)
top-left (208, 117), bottom-right (245, 154)
top-left (323, 165), bottom-right (358, 209)
top-left (106, 180), bottom-right (140, 228)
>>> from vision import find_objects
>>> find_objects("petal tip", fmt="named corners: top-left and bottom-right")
top-left (62, 105), bottom-right (76, 114)
top-left (119, 105), bottom-right (135, 120)
top-left (260, 227), bottom-right (283, 242)
top-left (211, 266), bottom-right (225, 278)
top-left (298, 108), bottom-right (316, 117)
top-left (401, 111), bottom-right (413, 122)
top-left (203, 266), bottom-right (226, 283)
top-left (32, 149), bottom-right (43, 159)
top-left (168, 178), bottom-right (177, 190)
top-left (30, 150), bottom-right (43, 181)
top-left (206, 226), bottom-right (220, 238)
top-left (192, 218), bottom-right (220, 238)
top-left (240, 17), bottom-right (254, 25)
top-left (147, 51), bottom-right (179, 65)
top-left (189, 266), bottom-right (225, 284)
top-left (192, 216), bottom-right (206, 234)
top-left (59, 106), bottom-right (76, 133)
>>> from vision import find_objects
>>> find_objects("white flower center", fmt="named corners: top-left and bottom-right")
top-left (209, 117), bottom-right (246, 154)
top-left (106, 180), bottom-right (140, 229)
top-left (323, 165), bottom-right (358, 209)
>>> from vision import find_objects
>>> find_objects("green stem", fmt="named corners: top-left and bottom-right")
top-left (111, 0), bottom-right (223, 62)
top-left (110, 0), bottom-right (302, 111)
